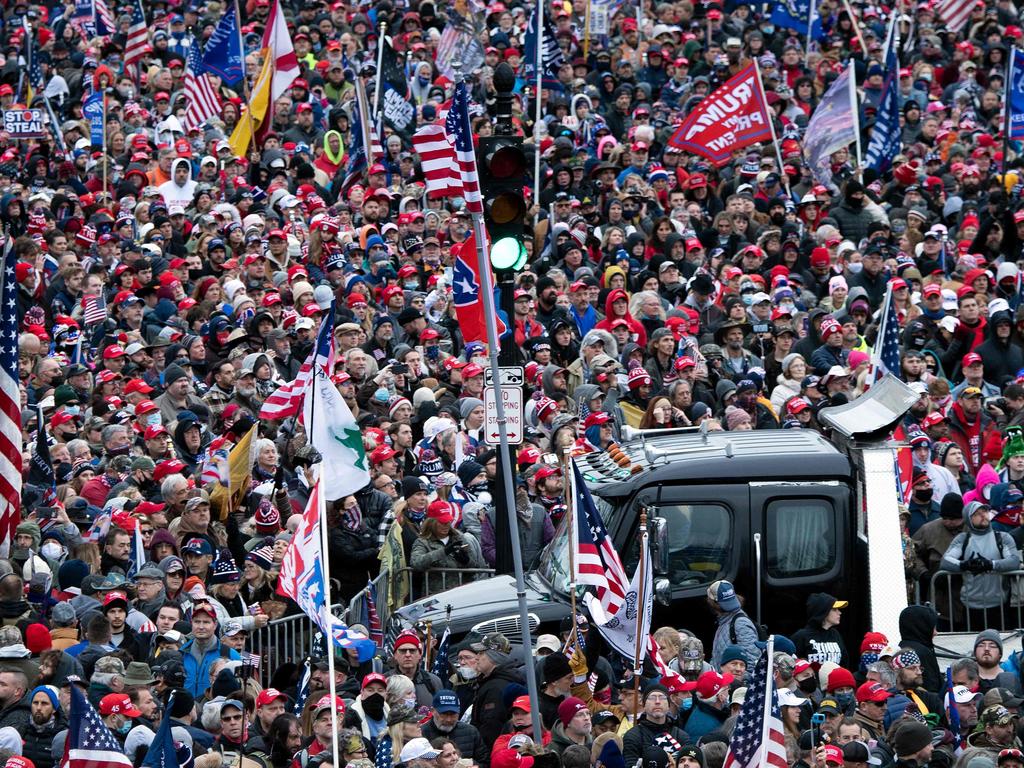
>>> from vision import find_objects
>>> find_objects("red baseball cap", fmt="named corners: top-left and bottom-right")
top-left (856, 682), bottom-right (892, 703)
top-left (370, 445), bottom-right (398, 465)
top-left (256, 688), bottom-right (288, 708)
top-left (144, 425), bottom-right (169, 440)
top-left (99, 693), bottom-right (141, 718)
top-left (362, 672), bottom-right (388, 689)
top-left (124, 378), bottom-right (154, 394)
top-left (823, 745), bottom-right (844, 765)
top-left (103, 345), bottom-right (125, 359)
top-left (963, 352), bottom-right (983, 367)
top-left (134, 400), bottom-right (158, 415)
top-left (427, 500), bottom-right (457, 524)
top-left (462, 363), bottom-right (484, 378)
top-left (695, 671), bottom-right (734, 699)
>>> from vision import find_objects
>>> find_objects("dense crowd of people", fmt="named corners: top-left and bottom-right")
top-left (7, 0), bottom-right (1024, 765)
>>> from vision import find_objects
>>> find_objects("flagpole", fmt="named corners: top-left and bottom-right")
top-left (583, 0), bottom-right (591, 58)
top-left (373, 23), bottom-right (387, 146)
top-left (753, 58), bottom-right (791, 199)
top-left (631, 510), bottom-right (648, 702)
top-left (316, 474), bottom-right (342, 768)
top-left (841, 0), bottom-right (867, 55)
top-left (563, 448), bottom-right (576, 622)
top-left (1004, 46), bottom-right (1014, 168)
top-left (757, 637), bottom-right (777, 767)
top-left (234, 0), bottom-right (258, 158)
top-left (848, 61), bottom-right (862, 176)
top-left (532, 0), bottom-right (543, 210)
top-left (101, 93), bottom-right (108, 198)
top-left (457, 61), bottom-right (544, 740)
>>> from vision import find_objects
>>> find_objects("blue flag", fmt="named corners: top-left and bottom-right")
top-left (83, 91), bottom-right (104, 146)
top-left (1009, 48), bottom-right (1024, 141)
top-left (142, 692), bottom-right (178, 768)
top-left (202, 4), bottom-right (243, 87)
top-left (522, 5), bottom-right (565, 90)
top-left (864, 18), bottom-right (900, 172)
top-left (770, 0), bottom-right (824, 39)
top-left (431, 627), bottom-right (451, 678)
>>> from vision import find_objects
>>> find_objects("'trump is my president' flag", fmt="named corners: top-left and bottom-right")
top-left (1009, 48), bottom-right (1024, 141)
top-left (452, 231), bottom-right (506, 344)
top-left (666, 64), bottom-right (772, 166)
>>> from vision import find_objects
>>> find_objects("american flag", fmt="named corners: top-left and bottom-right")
top-left (183, 36), bottom-right (221, 132)
top-left (83, 292), bottom-right (107, 326)
top-left (371, 118), bottom-right (385, 164)
top-left (870, 283), bottom-right (901, 382)
top-left (431, 626), bottom-right (451, 678)
top-left (293, 658), bottom-right (311, 716)
top-left (413, 123), bottom-right (462, 198)
top-left (722, 641), bottom-right (787, 768)
top-left (444, 82), bottom-right (483, 214)
top-left (362, 579), bottom-right (384, 646)
top-left (570, 459), bottom-right (628, 613)
top-left (123, 0), bottom-right (151, 65)
top-left (82, 510), bottom-right (112, 542)
top-left (935, 0), bottom-right (975, 31)
top-left (93, 0), bottom-right (116, 37)
top-left (29, 408), bottom-right (57, 508)
top-left (0, 238), bottom-right (20, 551)
top-left (259, 305), bottom-right (335, 420)
top-left (435, 17), bottom-right (484, 80)
top-left (66, 682), bottom-right (134, 768)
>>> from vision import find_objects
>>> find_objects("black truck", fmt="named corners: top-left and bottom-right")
top-left (389, 377), bottom-right (918, 652)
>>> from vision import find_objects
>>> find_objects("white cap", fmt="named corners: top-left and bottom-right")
top-left (399, 738), bottom-right (441, 763)
top-left (951, 685), bottom-right (981, 704)
top-left (536, 634), bottom-right (561, 653)
top-left (777, 688), bottom-right (806, 707)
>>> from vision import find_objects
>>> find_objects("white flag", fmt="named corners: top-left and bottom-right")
top-left (586, 536), bottom-right (652, 666)
top-left (304, 372), bottom-right (371, 501)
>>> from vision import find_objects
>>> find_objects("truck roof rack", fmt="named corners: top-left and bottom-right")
top-left (577, 427), bottom-right (849, 486)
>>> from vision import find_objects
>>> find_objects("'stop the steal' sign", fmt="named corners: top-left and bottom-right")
top-left (4, 109), bottom-right (45, 139)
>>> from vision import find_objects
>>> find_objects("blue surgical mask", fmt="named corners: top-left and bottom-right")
top-left (147, 413), bottom-right (162, 427)
top-left (63, 405), bottom-right (80, 417)
top-left (762, 24), bottom-right (775, 34)
top-left (374, 388), bottom-right (390, 403)
top-left (404, 281), bottom-right (419, 290)
top-left (681, 697), bottom-right (694, 711)
top-left (834, 691), bottom-right (854, 710)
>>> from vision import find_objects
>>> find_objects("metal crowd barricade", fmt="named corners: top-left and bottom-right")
top-left (398, 567), bottom-right (495, 603)
top-left (928, 570), bottom-right (1024, 633)
top-left (250, 602), bottom-right (345, 688)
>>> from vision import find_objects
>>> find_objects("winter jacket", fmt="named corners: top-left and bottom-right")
top-left (941, 507), bottom-right (1020, 609)
top-left (898, 605), bottom-right (943, 694)
top-left (810, 343), bottom-right (849, 376)
top-left (595, 289), bottom-right (647, 347)
top-left (948, 403), bottom-right (1001, 477)
top-left (420, 720), bottom-right (488, 767)
top-left (23, 711), bottom-right (66, 768)
top-left (791, 593), bottom-right (850, 668)
top-left (711, 609), bottom-right (760, 668)
top-left (621, 715), bottom-right (690, 765)
top-left (471, 662), bottom-right (525, 746)
top-left (681, 698), bottom-right (728, 742)
top-left (181, 637), bottom-right (241, 698)
top-left (0, 695), bottom-right (31, 731)
top-left (410, 530), bottom-right (487, 594)
top-left (770, 375), bottom-right (802, 415)
top-left (974, 311), bottom-right (1024, 387)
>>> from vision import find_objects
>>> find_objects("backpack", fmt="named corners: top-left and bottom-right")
top-left (959, 529), bottom-right (1006, 560)
top-left (729, 612), bottom-right (769, 644)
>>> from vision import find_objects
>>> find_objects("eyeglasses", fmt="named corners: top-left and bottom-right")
top-left (221, 714), bottom-right (243, 722)
top-left (140, 529), bottom-right (154, 535)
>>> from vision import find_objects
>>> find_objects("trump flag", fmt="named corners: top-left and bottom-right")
top-left (667, 64), bottom-right (772, 166)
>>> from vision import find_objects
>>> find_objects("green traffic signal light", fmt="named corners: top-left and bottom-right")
top-left (491, 235), bottom-right (527, 270)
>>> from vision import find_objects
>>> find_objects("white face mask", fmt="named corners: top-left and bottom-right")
top-left (41, 542), bottom-right (62, 560)
top-left (847, 262), bottom-right (864, 274)
top-left (458, 666), bottom-right (479, 680)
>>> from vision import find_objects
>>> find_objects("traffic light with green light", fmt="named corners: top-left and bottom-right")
top-left (479, 136), bottom-right (528, 272)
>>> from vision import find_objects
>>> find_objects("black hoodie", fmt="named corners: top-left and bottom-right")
top-left (790, 592), bottom-right (850, 668)
top-left (898, 605), bottom-right (942, 694)
top-left (975, 310), bottom-right (1024, 388)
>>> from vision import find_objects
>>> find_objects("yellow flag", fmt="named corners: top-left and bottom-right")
top-left (209, 424), bottom-right (258, 519)
top-left (228, 53), bottom-right (273, 158)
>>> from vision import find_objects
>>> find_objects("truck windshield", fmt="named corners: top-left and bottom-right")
top-left (537, 493), bottom-right (619, 596)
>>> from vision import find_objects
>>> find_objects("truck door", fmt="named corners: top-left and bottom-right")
top-left (619, 484), bottom-right (749, 602)
top-left (748, 482), bottom-right (852, 637)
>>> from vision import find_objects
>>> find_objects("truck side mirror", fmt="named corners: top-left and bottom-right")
top-left (650, 516), bottom-right (670, 575)
top-left (654, 577), bottom-right (672, 606)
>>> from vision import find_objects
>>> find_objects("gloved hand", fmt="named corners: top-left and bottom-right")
top-left (973, 555), bottom-right (994, 572)
top-left (568, 640), bottom-right (589, 679)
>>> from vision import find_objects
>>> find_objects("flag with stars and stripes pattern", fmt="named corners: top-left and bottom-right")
top-left (123, 0), bottom-right (150, 65)
top-left (0, 237), bottom-right (20, 552)
top-left (66, 683), bottom-right (134, 768)
top-left (443, 82), bottom-right (483, 214)
top-left (870, 283), bottom-right (901, 383)
top-left (723, 640), bottom-right (787, 768)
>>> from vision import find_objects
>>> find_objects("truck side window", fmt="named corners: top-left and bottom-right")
top-left (626, 504), bottom-right (731, 586)
top-left (766, 499), bottom-right (836, 578)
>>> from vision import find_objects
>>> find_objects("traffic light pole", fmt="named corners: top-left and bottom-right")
top-left (470, 208), bottom-right (545, 742)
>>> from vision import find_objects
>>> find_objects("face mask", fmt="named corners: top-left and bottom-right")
top-left (847, 262), bottom-right (864, 274)
top-left (681, 697), bottom-right (694, 711)
top-left (458, 666), bottom-right (479, 680)
top-left (404, 281), bottom-right (419, 290)
top-left (188, 268), bottom-right (203, 281)
top-left (916, 488), bottom-right (933, 502)
top-left (403, 697), bottom-right (417, 709)
top-left (63, 405), bottom-right (80, 417)
top-left (116, 719), bottom-right (131, 735)
top-left (469, 482), bottom-right (489, 494)
top-left (779, 302), bottom-right (796, 315)
top-left (108, 444), bottom-right (131, 457)
top-left (798, 677), bottom-right (818, 694)
top-left (41, 543), bottom-right (62, 560)
top-left (374, 388), bottom-right (390, 403)
top-left (147, 413), bottom-right (162, 427)
top-left (407, 508), bottom-right (426, 524)
top-left (362, 693), bottom-right (385, 719)
top-left (622, 207), bottom-right (638, 218)
top-left (49, 375), bottom-right (65, 387)
top-left (762, 24), bottom-right (775, 34)
top-left (834, 691), bottom-right (854, 710)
